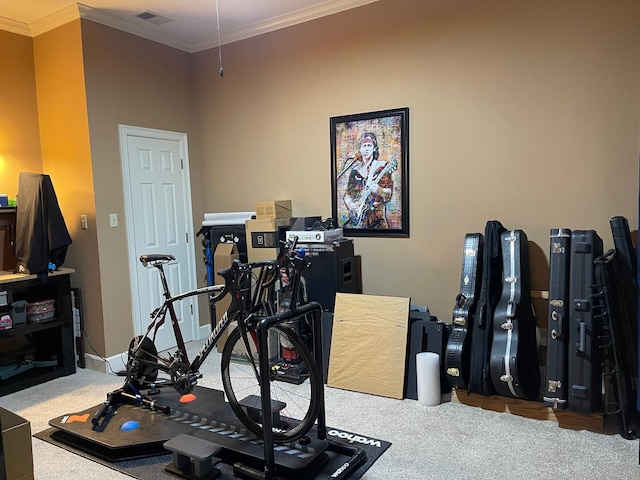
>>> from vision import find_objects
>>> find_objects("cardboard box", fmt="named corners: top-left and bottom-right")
top-left (245, 218), bottom-right (291, 262)
top-left (1, 407), bottom-right (34, 480)
top-left (286, 228), bottom-right (344, 243)
top-left (213, 243), bottom-right (239, 352)
top-left (255, 200), bottom-right (292, 220)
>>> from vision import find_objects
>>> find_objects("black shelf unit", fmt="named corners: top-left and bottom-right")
top-left (0, 269), bottom-right (76, 396)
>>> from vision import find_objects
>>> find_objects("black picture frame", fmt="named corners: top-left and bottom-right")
top-left (330, 107), bottom-right (409, 237)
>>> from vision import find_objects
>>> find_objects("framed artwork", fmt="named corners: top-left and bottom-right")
top-left (330, 107), bottom-right (409, 237)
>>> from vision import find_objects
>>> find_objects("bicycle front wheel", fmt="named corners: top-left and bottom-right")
top-left (221, 325), bottom-right (321, 443)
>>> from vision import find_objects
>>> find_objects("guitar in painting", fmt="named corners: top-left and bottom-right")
top-left (347, 159), bottom-right (397, 228)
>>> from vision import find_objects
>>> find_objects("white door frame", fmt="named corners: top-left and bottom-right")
top-left (119, 124), bottom-right (199, 343)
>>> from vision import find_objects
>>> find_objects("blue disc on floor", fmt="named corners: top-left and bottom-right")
top-left (120, 420), bottom-right (140, 431)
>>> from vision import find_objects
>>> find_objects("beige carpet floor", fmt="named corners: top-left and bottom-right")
top-left (0, 338), bottom-right (638, 479)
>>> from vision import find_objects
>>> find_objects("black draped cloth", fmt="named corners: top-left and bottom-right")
top-left (15, 172), bottom-right (72, 277)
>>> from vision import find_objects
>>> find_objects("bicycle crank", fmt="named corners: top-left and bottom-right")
top-left (169, 361), bottom-right (201, 394)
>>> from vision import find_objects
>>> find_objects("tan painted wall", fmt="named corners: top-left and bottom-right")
top-left (0, 20), bottom-right (202, 359)
top-left (32, 20), bottom-right (102, 356)
top-left (1, 0), bottom-right (639, 360)
top-left (191, 0), bottom-right (640, 321)
top-left (0, 31), bottom-right (41, 196)
top-left (80, 21), bottom-right (199, 356)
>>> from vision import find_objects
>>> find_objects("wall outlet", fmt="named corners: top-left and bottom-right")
top-left (109, 213), bottom-right (118, 227)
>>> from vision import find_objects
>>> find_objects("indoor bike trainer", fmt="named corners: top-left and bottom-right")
top-left (46, 302), bottom-right (366, 480)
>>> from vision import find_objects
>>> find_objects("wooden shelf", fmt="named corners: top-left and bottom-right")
top-left (448, 388), bottom-right (615, 435)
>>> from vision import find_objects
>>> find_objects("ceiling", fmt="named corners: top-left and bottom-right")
top-left (0, 0), bottom-right (379, 53)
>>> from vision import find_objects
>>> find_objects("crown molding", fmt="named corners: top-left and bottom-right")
top-left (76, 3), bottom-right (193, 51)
top-left (0, 0), bottom-right (380, 53)
top-left (0, 4), bottom-right (82, 38)
top-left (0, 16), bottom-right (31, 36)
top-left (190, 0), bottom-right (379, 52)
top-left (30, 4), bottom-right (82, 36)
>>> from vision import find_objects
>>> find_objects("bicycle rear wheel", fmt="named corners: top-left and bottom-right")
top-left (221, 324), bottom-right (321, 443)
top-left (126, 336), bottom-right (159, 388)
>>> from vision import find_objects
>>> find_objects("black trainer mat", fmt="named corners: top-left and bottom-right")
top-left (36, 385), bottom-right (390, 480)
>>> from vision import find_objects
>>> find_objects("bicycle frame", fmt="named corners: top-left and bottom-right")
top-left (119, 238), bottom-right (325, 449)
top-left (131, 256), bottom-right (279, 383)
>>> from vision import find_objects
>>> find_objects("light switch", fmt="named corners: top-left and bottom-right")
top-left (80, 215), bottom-right (88, 230)
top-left (109, 213), bottom-right (118, 227)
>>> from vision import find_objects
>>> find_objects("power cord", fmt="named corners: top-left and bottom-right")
top-left (80, 329), bottom-right (119, 375)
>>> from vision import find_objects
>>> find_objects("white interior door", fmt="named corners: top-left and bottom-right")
top-left (120, 125), bottom-right (198, 352)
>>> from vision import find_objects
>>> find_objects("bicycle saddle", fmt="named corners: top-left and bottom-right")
top-left (139, 254), bottom-right (175, 267)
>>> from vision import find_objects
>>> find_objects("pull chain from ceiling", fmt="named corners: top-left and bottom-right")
top-left (216, 0), bottom-right (223, 77)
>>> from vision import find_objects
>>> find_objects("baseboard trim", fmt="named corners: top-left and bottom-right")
top-left (83, 352), bottom-right (126, 375)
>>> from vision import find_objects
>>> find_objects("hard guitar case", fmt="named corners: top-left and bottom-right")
top-left (469, 220), bottom-right (506, 396)
top-left (567, 230), bottom-right (603, 413)
top-left (544, 228), bottom-right (572, 408)
top-left (445, 233), bottom-right (484, 390)
top-left (489, 229), bottom-right (540, 400)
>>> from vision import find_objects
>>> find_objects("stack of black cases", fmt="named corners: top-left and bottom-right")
top-left (406, 307), bottom-right (451, 399)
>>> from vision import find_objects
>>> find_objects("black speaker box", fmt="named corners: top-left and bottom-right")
top-left (299, 239), bottom-right (361, 312)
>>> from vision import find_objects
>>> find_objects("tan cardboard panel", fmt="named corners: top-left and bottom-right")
top-left (328, 293), bottom-right (410, 399)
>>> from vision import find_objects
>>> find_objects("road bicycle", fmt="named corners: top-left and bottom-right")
top-left (123, 238), bottom-right (323, 443)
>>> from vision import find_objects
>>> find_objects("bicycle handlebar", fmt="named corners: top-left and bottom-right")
top-left (213, 259), bottom-right (279, 303)
top-left (206, 282), bottom-right (232, 304)
top-left (216, 259), bottom-right (277, 282)
top-left (139, 237), bottom-right (306, 309)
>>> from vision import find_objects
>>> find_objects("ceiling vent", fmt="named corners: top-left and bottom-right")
top-left (134, 11), bottom-right (173, 26)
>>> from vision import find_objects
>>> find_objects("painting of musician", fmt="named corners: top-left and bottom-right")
top-left (331, 108), bottom-right (409, 237)
top-left (343, 132), bottom-right (394, 229)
